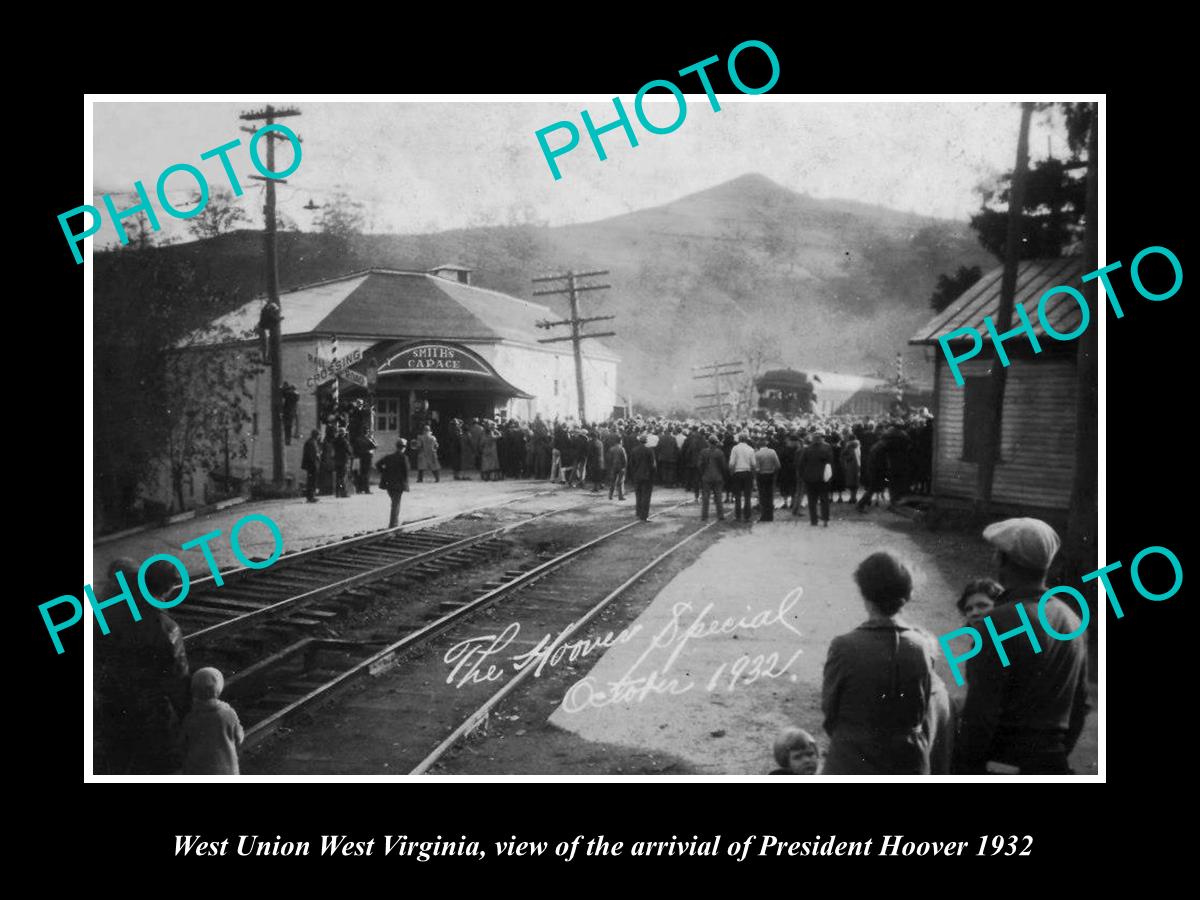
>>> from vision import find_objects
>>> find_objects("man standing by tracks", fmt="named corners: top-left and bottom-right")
top-left (797, 431), bottom-right (835, 527)
top-left (377, 438), bottom-right (411, 528)
top-left (301, 429), bottom-right (321, 503)
top-left (728, 432), bottom-right (757, 523)
top-left (607, 436), bottom-right (628, 500)
top-left (697, 434), bottom-right (728, 521)
top-left (628, 434), bottom-right (657, 521)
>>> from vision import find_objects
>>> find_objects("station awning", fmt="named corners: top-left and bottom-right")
top-left (330, 339), bottom-right (533, 399)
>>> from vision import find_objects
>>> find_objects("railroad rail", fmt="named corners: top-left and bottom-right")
top-left (240, 499), bottom-right (705, 754)
top-left (178, 492), bottom-right (565, 647)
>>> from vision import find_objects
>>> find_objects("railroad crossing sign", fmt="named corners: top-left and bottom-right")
top-left (341, 370), bottom-right (368, 388)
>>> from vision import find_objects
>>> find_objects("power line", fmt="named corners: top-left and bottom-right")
top-left (240, 104), bottom-right (301, 485)
top-left (532, 270), bottom-right (615, 424)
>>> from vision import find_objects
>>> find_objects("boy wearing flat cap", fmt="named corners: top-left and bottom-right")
top-left (956, 518), bottom-right (1091, 775)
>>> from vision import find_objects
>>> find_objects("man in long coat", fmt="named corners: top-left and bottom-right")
top-left (301, 429), bottom-right (321, 503)
top-left (377, 439), bottom-right (411, 528)
top-left (656, 428), bottom-right (679, 487)
top-left (627, 434), bottom-right (657, 521)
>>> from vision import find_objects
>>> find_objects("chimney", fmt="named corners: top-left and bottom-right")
top-left (429, 264), bottom-right (472, 286)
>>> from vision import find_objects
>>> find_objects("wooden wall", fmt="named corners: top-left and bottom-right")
top-left (933, 352), bottom-right (1078, 511)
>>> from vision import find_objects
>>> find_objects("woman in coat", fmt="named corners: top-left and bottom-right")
top-left (820, 551), bottom-right (952, 774)
top-left (480, 422), bottom-right (501, 481)
top-left (414, 424), bottom-right (440, 483)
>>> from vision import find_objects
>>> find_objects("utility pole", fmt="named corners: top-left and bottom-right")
top-left (1066, 103), bottom-right (1098, 584)
top-left (240, 104), bottom-right (301, 485)
top-left (693, 361), bottom-right (744, 418)
top-left (532, 270), bottom-right (615, 424)
top-left (976, 101), bottom-right (1033, 510)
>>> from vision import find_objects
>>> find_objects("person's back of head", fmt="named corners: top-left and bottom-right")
top-left (191, 667), bottom-right (225, 704)
top-left (853, 551), bottom-right (914, 616)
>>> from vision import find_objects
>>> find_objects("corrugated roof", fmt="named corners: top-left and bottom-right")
top-left (910, 257), bottom-right (1085, 345)
top-left (184, 269), bottom-right (619, 360)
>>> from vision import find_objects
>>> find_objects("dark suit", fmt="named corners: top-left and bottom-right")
top-left (656, 432), bottom-right (679, 487)
top-left (628, 443), bottom-right (657, 520)
top-left (796, 440), bottom-right (834, 524)
top-left (301, 437), bottom-right (320, 501)
top-left (697, 445), bottom-right (728, 520)
top-left (376, 451), bottom-right (410, 527)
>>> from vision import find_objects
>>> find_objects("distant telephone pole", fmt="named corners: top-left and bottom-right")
top-left (240, 103), bottom-right (301, 485)
top-left (693, 361), bottom-right (744, 419)
top-left (532, 270), bottom-right (615, 424)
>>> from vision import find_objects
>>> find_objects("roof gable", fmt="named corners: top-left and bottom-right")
top-left (910, 257), bottom-right (1085, 345)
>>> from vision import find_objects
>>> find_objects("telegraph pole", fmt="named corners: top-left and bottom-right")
top-left (977, 101), bottom-right (1032, 509)
top-left (240, 104), bottom-right (301, 485)
top-left (693, 361), bottom-right (744, 418)
top-left (532, 270), bottom-right (615, 424)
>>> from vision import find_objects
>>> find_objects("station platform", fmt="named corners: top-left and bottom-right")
top-left (91, 478), bottom-right (569, 585)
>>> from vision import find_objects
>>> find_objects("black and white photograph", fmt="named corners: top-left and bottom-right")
top-left (83, 95), bottom-right (1102, 781)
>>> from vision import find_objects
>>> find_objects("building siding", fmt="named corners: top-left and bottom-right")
top-left (933, 354), bottom-right (1077, 510)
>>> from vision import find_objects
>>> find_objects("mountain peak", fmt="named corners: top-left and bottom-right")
top-left (723, 172), bottom-right (782, 190)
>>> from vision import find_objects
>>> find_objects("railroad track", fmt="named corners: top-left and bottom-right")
top-left (239, 498), bottom-right (711, 763)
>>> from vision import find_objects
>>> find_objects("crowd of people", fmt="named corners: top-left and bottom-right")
top-left (93, 515), bottom-right (1089, 777)
top-left (99, 403), bottom-right (1090, 777)
top-left (772, 517), bottom-right (1091, 776)
top-left (300, 403), bottom-right (935, 528)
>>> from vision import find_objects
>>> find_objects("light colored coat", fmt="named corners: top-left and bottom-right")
top-left (415, 432), bottom-right (440, 472)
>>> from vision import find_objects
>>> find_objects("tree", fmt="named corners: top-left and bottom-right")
top-left (186, 188), bottom-right (248, 240)
top-left (929, 265), bottom-right (983, 313)
top-left (969, 104), bottom-right (1089, 260)
top-left (93, 244), bottom-right (258, 527)
top-left (727, 320), bottom-right (783, 417)
top-left (313, 191), bottom-right (367, 271)
top-left (316, 191), bottom-right (367, 238)
top-left (163, 338), bottom-right (261, 511)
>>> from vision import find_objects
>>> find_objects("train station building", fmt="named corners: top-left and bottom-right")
top-left (189, 265), bottom-right (620, 486)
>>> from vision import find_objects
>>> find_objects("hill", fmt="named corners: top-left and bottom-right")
top-left (95, 173), bottom-right (996, 409)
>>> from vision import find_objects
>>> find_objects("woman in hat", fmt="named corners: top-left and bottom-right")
top-left (821, 551), bottom-right (952, 774)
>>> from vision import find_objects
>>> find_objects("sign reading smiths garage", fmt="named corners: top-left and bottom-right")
top-left (382, 343), bottom-right (492, 375)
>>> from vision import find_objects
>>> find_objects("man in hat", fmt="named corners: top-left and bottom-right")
top-left (796, 432), bottom-right (835, 527)
top-left (956, 518), bottom-right (1091, 774)
top-left (697, 434), bottom-right (729, 521)
top-left (627, 433), bottom-right (657, 521)
top-left (753, 437), bottom-right (781, 522)
top-left (376, 439), bottom-right (411, 528)
top-left (606, 435), bottom-right (628, 500)
top-left (301, 428), bottom-right (321, 503)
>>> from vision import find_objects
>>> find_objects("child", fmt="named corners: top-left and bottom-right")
top-left (770, 727), bottom-right (821, 775)
top-left (956, 577), bottom-right (1004, 626)
top-left (179, 667), bottom-right (245, 775)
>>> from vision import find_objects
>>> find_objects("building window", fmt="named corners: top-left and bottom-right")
top-left (961, 376), bottom-right (996, 463)
top-left (375, 397), bottom-right (401, 432)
